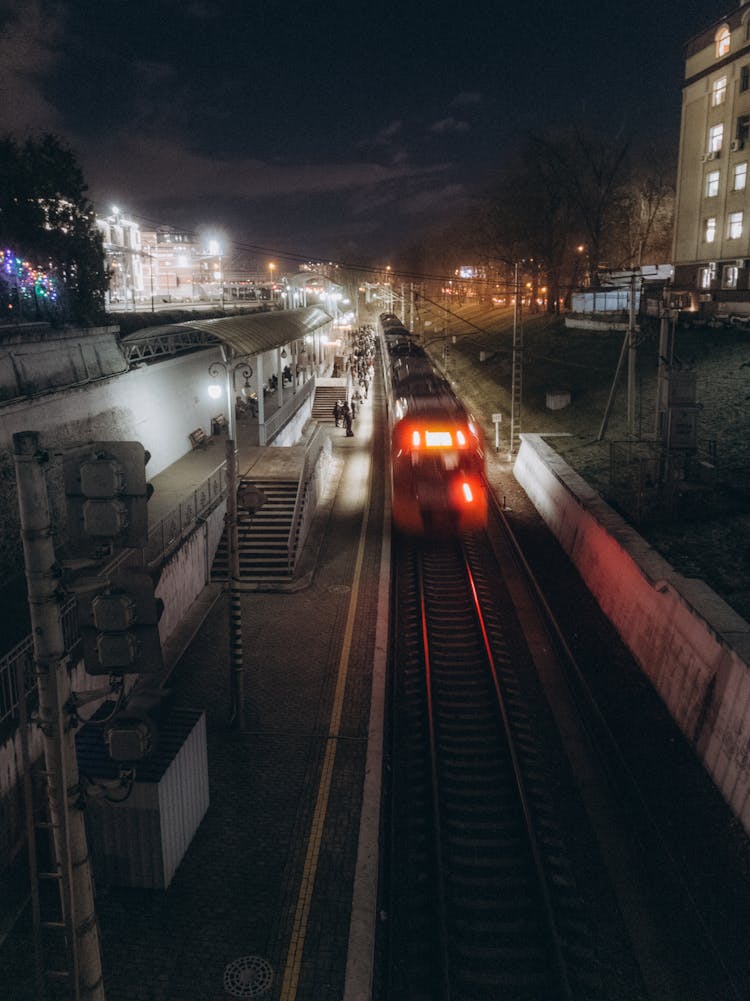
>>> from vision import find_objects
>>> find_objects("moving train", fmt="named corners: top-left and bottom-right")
top-left (379, 312), bottom-right (488, 535)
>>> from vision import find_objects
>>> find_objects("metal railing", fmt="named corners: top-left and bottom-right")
top-left (0, 461), bottom-right (228, 728)
top-left (263, 377), bottom-right (315, 444)
top-left (285, 424), bottom-right (329, 572)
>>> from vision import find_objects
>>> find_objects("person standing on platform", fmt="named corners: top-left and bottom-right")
top-left (343, 400), bottom-right (354, 436)
top-left (333, 399), bottom-right (342, 427)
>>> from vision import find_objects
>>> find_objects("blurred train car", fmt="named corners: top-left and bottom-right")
top-left (379, 313), bottom-right (487, 535)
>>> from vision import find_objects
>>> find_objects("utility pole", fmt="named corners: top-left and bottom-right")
top-left (627, 273), bottom-right (638, 438)
top-left (13, 431), bottom-right (106, 1001)
top-left (598, 270), bottom-right (642, 443)
top-left (655, 307), bottom-right (677, 441)
top-left (225, 438), bottom-right (245, 730)
top-left (509, 262), bottom-right (523, 458)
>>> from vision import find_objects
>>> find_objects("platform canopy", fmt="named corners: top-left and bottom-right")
top-left (118, 305), bottom-right (332, 363)
top-left (175, 305), bottom-right (332, 355)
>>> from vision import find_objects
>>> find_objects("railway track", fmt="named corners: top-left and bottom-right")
top-left (385, 534), bottom-right (597, 1001)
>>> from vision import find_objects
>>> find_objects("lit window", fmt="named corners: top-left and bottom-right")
top-left (706, 170), bottom-right (720, 197)
top-left (705, 217), bottom-right (717, 242)
top-left (716, 25), bottom-right (731, 58)
top-left (734, 162), bottom-right (748, 190)
top-left (728, 211), bottom-right (744, 238)
top-left (712, 76), bottom-right (728, 105)
top-left (699, 265), bottom-right (715, 289)
top-left (723, 265), bottom-right (739, 288)
top-left (709, 123), bottom-right (724, 152)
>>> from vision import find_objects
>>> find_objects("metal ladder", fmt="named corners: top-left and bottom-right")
top-left (18, 650), bottom-right (81, 1001)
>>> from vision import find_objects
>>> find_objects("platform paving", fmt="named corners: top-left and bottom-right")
top-left (102, 383), bottom-right (382, 1001)
top-left (0, 363), bottom-right (384, 1001)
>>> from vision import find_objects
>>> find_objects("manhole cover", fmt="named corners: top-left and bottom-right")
top-left (223, 956), bottom-right (274, 999)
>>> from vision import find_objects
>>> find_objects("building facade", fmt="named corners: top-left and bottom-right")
top-left (673, 0), bottom-right (750, 320)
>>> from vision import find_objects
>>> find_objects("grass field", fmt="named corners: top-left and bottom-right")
top-left (409, 298), bottom-right (750, 623)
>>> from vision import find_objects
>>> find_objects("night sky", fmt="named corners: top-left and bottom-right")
top-left (0, 0), bottom-right (737, 268)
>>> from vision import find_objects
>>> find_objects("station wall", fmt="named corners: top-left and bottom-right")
top-left (0, 343), bottom-right (225, 589)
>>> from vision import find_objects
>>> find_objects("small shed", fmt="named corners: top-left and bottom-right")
top-left (76, 707), bottom-right (209, 888)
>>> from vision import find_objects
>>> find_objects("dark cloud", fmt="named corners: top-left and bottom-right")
top-left (450, 91), bottom-right (482, 107)
top-left (0, 0), bottom-right (739, 262)
top-left (428, 118), bottom-right (470, 135)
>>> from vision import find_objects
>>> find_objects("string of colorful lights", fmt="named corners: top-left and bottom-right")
top-left (2, 249), bottom-right (60, 314)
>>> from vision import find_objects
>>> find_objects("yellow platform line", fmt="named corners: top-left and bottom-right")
top-left (279, 464), bottom-right (373, 1001)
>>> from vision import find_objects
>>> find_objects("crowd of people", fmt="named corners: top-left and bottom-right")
top-left (332, 324), bottom-right (377, 438)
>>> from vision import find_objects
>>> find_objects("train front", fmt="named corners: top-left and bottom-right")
top-left (391, 409), bottom-right (487, 536)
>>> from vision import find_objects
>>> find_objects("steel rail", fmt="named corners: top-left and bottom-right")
top-left (460, 539), bottom-right (575, 1000)
top-left (416, 550), bottom-right (453, 1001)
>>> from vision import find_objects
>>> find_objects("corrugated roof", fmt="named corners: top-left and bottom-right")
top-left (119, 305), bottom-right (332, 357)
top-left (177, 305), bottom-right (332, 355)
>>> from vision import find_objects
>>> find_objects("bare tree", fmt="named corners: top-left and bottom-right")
top-left (610, 150), bottom-right (675, 267)
top-left (528, 127), bottom-right (631, 283)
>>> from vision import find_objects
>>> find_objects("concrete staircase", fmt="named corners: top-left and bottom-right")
top-left (312, 385), bottom-right (346, 424)
top-left (212, 478), bottom-right (300, 582)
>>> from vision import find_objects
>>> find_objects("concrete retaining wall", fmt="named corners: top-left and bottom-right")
top-left (514, 434), bottom-right (750, 834)
top-left (271, 395), bottom-right (314, 447)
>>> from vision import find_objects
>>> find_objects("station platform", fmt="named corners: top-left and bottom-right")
top-left (87, 370), bottom-right (389, 1000)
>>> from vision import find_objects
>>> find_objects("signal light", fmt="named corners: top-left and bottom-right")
top-left (75, 570), bottom-right (164, 675)
top-left (64, 441), bottom-right (152, 556)
top-left (411, 430), bottom-right (422, 448)
top-left (461, 481), bottom-right (475, 503)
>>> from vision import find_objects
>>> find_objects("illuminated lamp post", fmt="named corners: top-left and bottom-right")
top-left (207, 238), bottom-right (224, 308)
top-left (208, 359), bottom-right (252, 441)
top-left (268, 261), bottom-right (276, 300)
top-left (207, 357), bottom-right (253, 731)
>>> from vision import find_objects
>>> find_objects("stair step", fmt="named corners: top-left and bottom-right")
top-left (211, 474), bottom-right (304, 581)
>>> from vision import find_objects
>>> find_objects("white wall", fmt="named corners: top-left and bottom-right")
top-left (0, 347), bottom-right (225, 478)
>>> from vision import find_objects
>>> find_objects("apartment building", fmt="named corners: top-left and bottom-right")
top-left (673, 0), bottom-right (750, 320)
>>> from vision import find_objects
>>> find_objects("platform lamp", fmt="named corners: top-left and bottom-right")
top-left (208, 360), bottom-right (252, 440)
top-left (207, 357), bottom-right (253, 731)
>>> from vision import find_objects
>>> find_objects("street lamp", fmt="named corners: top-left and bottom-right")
top-left (207, 239), bottom-right (224, 307)
top-left (208, 360), bottom-right (252, 440)
top-left (207, 357), bottom-right (253, 731)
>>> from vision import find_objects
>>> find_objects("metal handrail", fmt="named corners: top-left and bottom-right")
top-left (285, 424), bottom-right (328, 572)
top-left (263, 376), bottom-right (315, 443)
